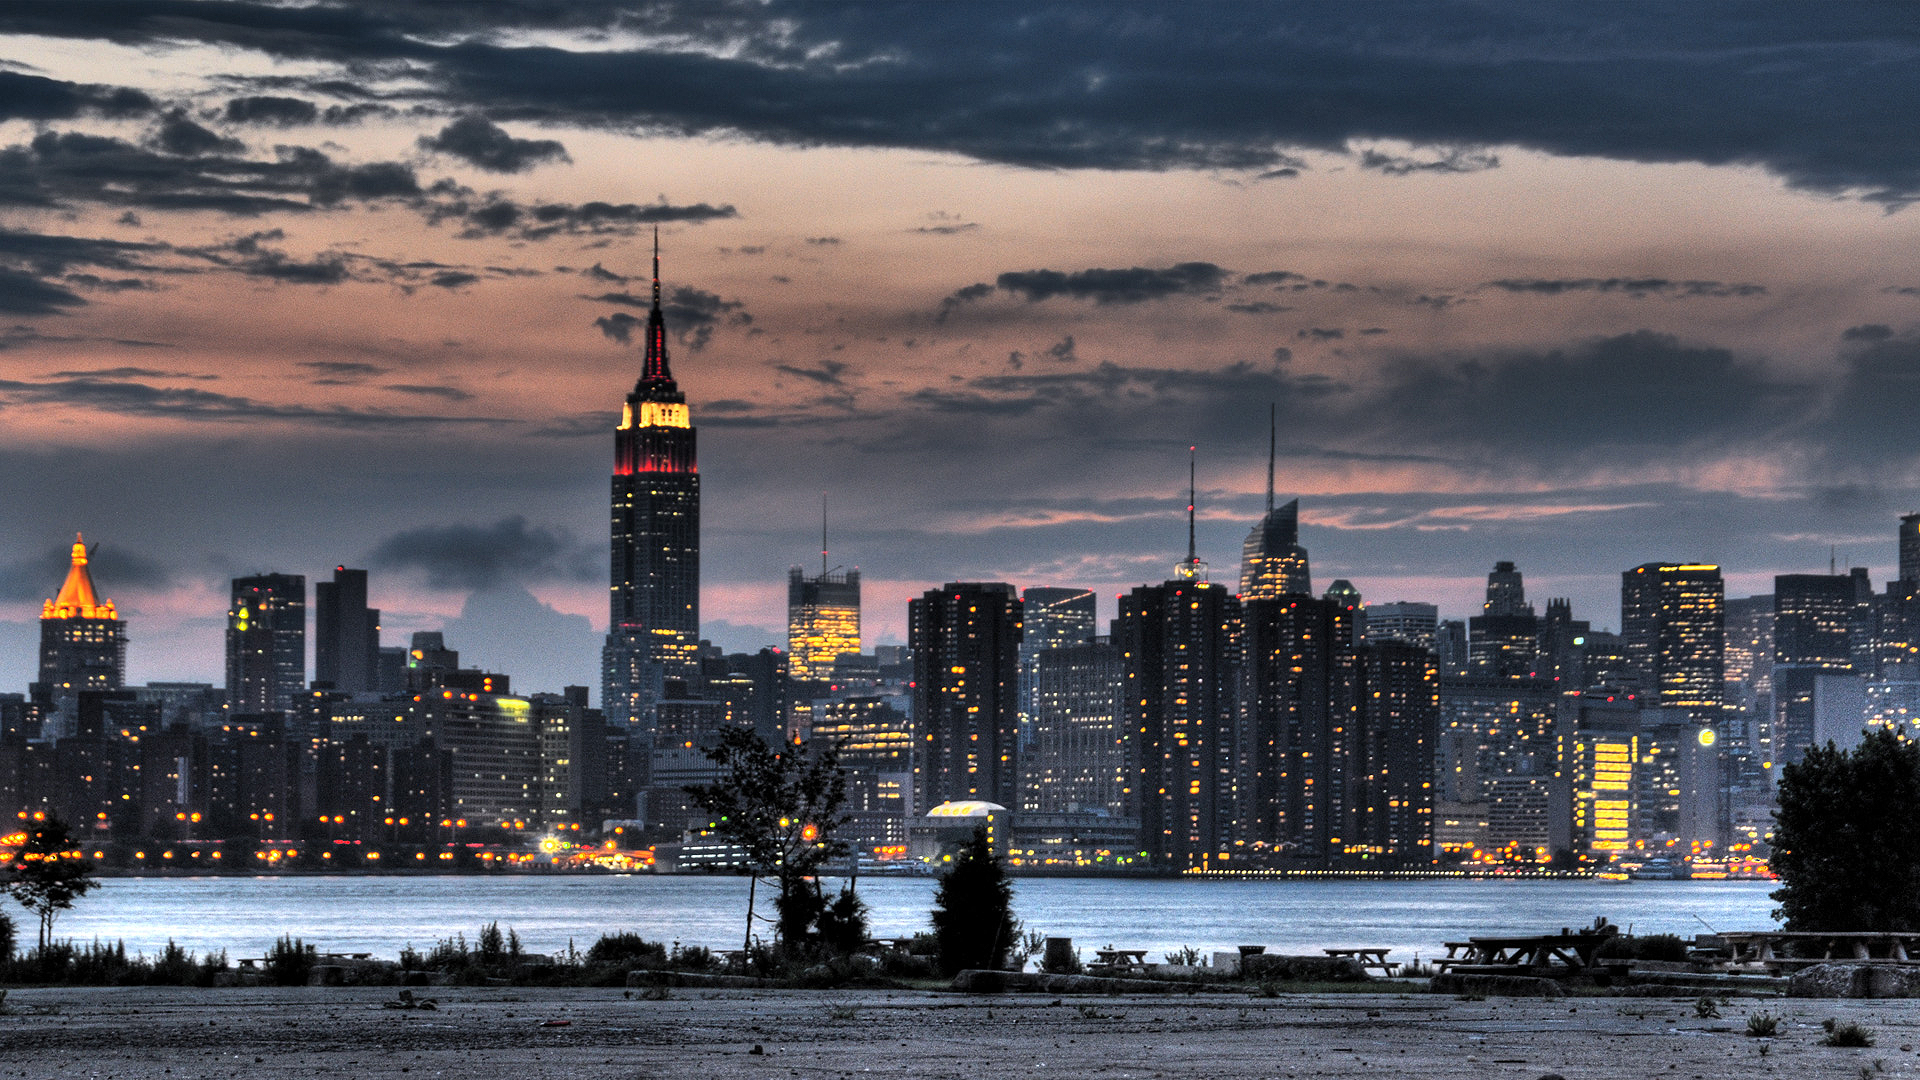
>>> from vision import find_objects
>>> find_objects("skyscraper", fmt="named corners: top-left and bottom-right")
top-left (1621, 563), bottom-right (1725, 723)
top-left (1017, 586), bottom-right (1096, 744)
top-left (910, 582), bottom-right (1023, 810)
top-left (1240, 409), bottom-right (1311, 599)
top-left (1773, 573), bottom-right (1863, 768)
top-left (35, 534), bottom-right (127, 723)
top-left (787, 567), bottom-right (860, 682)
top-left (1469, 561), bottom-right (1539, 678)
top-left (315, 566), bottom-right (379, 692)
top-left (227, 573), bottom-right (306, 713)
top-left (604, 234), bottom-right (700, 728)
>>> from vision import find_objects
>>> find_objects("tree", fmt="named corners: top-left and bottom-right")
top-left (1771, 728), bottom-right (1920, 931)
top-left (4, 815), bottom-right (101, 950)
top-left (929, 824), bottom-right (1018, 975)
top-left (685, 727), bottom-right (851, 952)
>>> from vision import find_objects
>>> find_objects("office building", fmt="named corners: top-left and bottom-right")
top-left (1366, 601), bottom-right (1438, 652)
top-left (1902, 512), bottom-right (1920, 586)
top-left (315, 566), bottom-right (379, 692)
top-left (787, 566), bottom-right (860, 682)
top-left (1240, 498), bottom-right (1312, 600)
top-left (604, 235), bottom-right (701, 729)
top-left (1469, 562), bottom-right (1539, 678)
top-left (1020, 640), bottom-right (1125, 817)
top-left (1348, 641), bottom-right (1439, 866)
top-left (1241, 593), bottom-right (1351, 858)
top-left (1773, 572), bottom-right (1864, 768)
top-left (34, 534), bottom-right (128, 725)
top-left (1017, 586), bottom-right (1096, 745)
top-left (910, 582), bottom-right (1023, 811)
top-left (226, 573), bottom-right (305, 714)
top-left (1621, 563), bottom-right (1725, 724)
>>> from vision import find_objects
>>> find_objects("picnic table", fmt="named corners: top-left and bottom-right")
top-left (1435, 930), bottom-right (1625, 978)
top-left (1717, 932), bottom-right (1920, 972)
top-left (1090, 949), bottom-right (1148, 973)
top-left (1323, 948), bottom-right (1398, 975)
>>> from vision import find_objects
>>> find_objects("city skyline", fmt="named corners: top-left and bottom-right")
top-left (4, 5), bottom-right (1920, 692)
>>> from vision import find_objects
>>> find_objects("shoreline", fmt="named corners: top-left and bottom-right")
top-left (0, 984), bottom-right (1907, 1080)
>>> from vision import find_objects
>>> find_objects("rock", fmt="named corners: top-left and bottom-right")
top-left (1241, 954), bottom-right (1371, 983)
top-left (1788, 963), bottom-right (1920, 999)
top-left (1429, 972), bottom-right (1564, 998)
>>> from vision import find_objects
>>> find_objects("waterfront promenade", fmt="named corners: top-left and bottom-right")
top-left (0, 985), bottom-right (1911, 1079)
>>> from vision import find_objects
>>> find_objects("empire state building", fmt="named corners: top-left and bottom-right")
top-left (603, 236), bottom-right (700, 729)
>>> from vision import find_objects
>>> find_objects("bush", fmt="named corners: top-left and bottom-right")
top-left (669, 943), bottom-right (715, 971)
top-left (1821, 1019), bottom-right (1874, 1047)
top-left (1595, 933), bottom-right (1688, 963)
top-left (585, 931), bottom-right (667, 968)
top-left (265, 935), bottom-right (315, 986)
top-left (815, 888), bottom-right (870, 956)
top-left (1746, 1011), bottom-right (1780, 1037)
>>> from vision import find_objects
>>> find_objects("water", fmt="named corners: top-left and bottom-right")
top-left (41, 875), bottom-right (1778, 964)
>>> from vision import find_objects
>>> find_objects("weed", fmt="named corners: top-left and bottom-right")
top-left (825, 999), bottom-right (858, 1021)
top-left (1822, 1019), bottom-right (1875, 1047)
top-left (1075, 1003), bottom-right (1122, 1020)
top-left (637, 984), bottom-right (670, 1001)
top-left (1694, 996), bottom-right (1722, 1019)
top-left (1746, 1011), bottom-right (1780, 1037)
top-left (1164, 945), bottom-right (1203, 967)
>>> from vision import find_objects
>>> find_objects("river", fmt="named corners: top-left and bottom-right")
top-left (36, 874), bottom-right (1778, 964)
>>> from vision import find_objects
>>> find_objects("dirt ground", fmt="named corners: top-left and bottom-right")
top-left (1, 985), bottom-right (1918, 1079)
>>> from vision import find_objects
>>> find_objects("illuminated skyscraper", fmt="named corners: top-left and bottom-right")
top-left (315, 566), bottom-right (379, 692)
top-left (1016, 586), bottom-right (1096, 744)
top-left (1240, 411), bottom-right (1310, 599)
top-left (1621, 562), bottom-right (1725, 725)
top-left (227, 573), bottom-right (306, 713)
top-left (604, 234), bottom-right (700, 728)
top-left (34, 534), bottom-right (127, 722)
top-left (787, 567), bottom-right (860, 682)
top-left (910, 582), bottom-right (1023, 811)
top-left (1773, 572), bottom-right (1863, 768)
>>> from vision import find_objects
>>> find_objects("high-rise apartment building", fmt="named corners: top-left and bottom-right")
top-left (604, 236), bottom-right (700, 728)
top-left (1241, 594), bottom-right (1351, 856)
top-left (34, 534), bottom-right (127, 723)
top-left (1773, 572), bottom-right (1865, 768)
top-left (1621, 563), bottom-right (1725, 723)
top-left (909, 582), bottom-right (1023, 811)
top-left (226, 573), bottom-right (305, 713)
top-left (315, 566), bottom-right (379, 692)
top-left (1117, 577), bottom-right (1241, 869)
top-left (787, 566), bottom-right (859, 681)
top-left (1017, 586), bottom-right (1096, 744)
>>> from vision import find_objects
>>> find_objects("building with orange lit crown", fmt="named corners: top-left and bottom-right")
top-left (34, 534), bottom-right (127, 725)
top-left (603, 233), bottom-right (700, 730)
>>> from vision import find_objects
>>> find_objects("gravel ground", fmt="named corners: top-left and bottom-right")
top-left (2, 985), bottom-right (1919, 1079)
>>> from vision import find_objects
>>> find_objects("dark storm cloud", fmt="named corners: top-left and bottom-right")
top-left (417, 116), bottom-right (570, 173)
top-left (427, 193), bottom-right (736, 240)
top-left (0, 269), bottom-right (86, 314)
top-left (941, 262), bottom-right (1228, 318)
top-left (429, 270), bottom-right (479, 289)
top-left (0, 374), bottom-right (497, 428)
top-left (0, 70), bottom-right (153, 122)
top-left (0, 228), bottom-right (170, 275)
top-left (367, 516), bottom-right (593, 590)
top-left (1843, 324), bottom-right (1894, 342)
top-left (7, 4), bottom-right (1914, 200)
top-left (0, 540), bottom-right (173, 602)
top-left (150, 110), bottom-right (246, 157)
top-left (594, 312), bottom-right (641, 344)
top-left (1357, 146), bottom-right (1499, 175)
top-left (224, 95), bottom-right (320, 126)
top-left (586, 286), bottom-right (748, 350)
top-left (0, 129), bottom-right (420, 215)
top-left (1482, 277), bottom-right (1768, 298)
top-left (47, 366), bottom-right (208, 380)
top-left (1367, 330), bottom-right (1800, 463)
top-left (1826, 332), bottom-right (1920, 463)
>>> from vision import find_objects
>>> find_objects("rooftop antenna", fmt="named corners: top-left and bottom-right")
top-left (1831, 545), bottom-right (1837, 576)
top-left (1266, 403), bottom-right (1276, 515)
top-left (1177, 445), bottom-right (1207, 581)
top-left (651, 226), bottom-right (661, 309)
top-left (822, 492), bottom-right (829, 578)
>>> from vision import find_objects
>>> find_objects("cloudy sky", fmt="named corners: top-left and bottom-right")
top-left (3, 3), bottom-right (1919, 698)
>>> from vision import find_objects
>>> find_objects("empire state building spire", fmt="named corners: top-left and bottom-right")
top-left (606, 229), bottom-right (701, 729)
top-left (641, 227), bottom-right (673, 387)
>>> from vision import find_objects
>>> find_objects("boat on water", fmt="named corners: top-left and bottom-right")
top-left (1628, 856), bottom-right (1688, 881)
